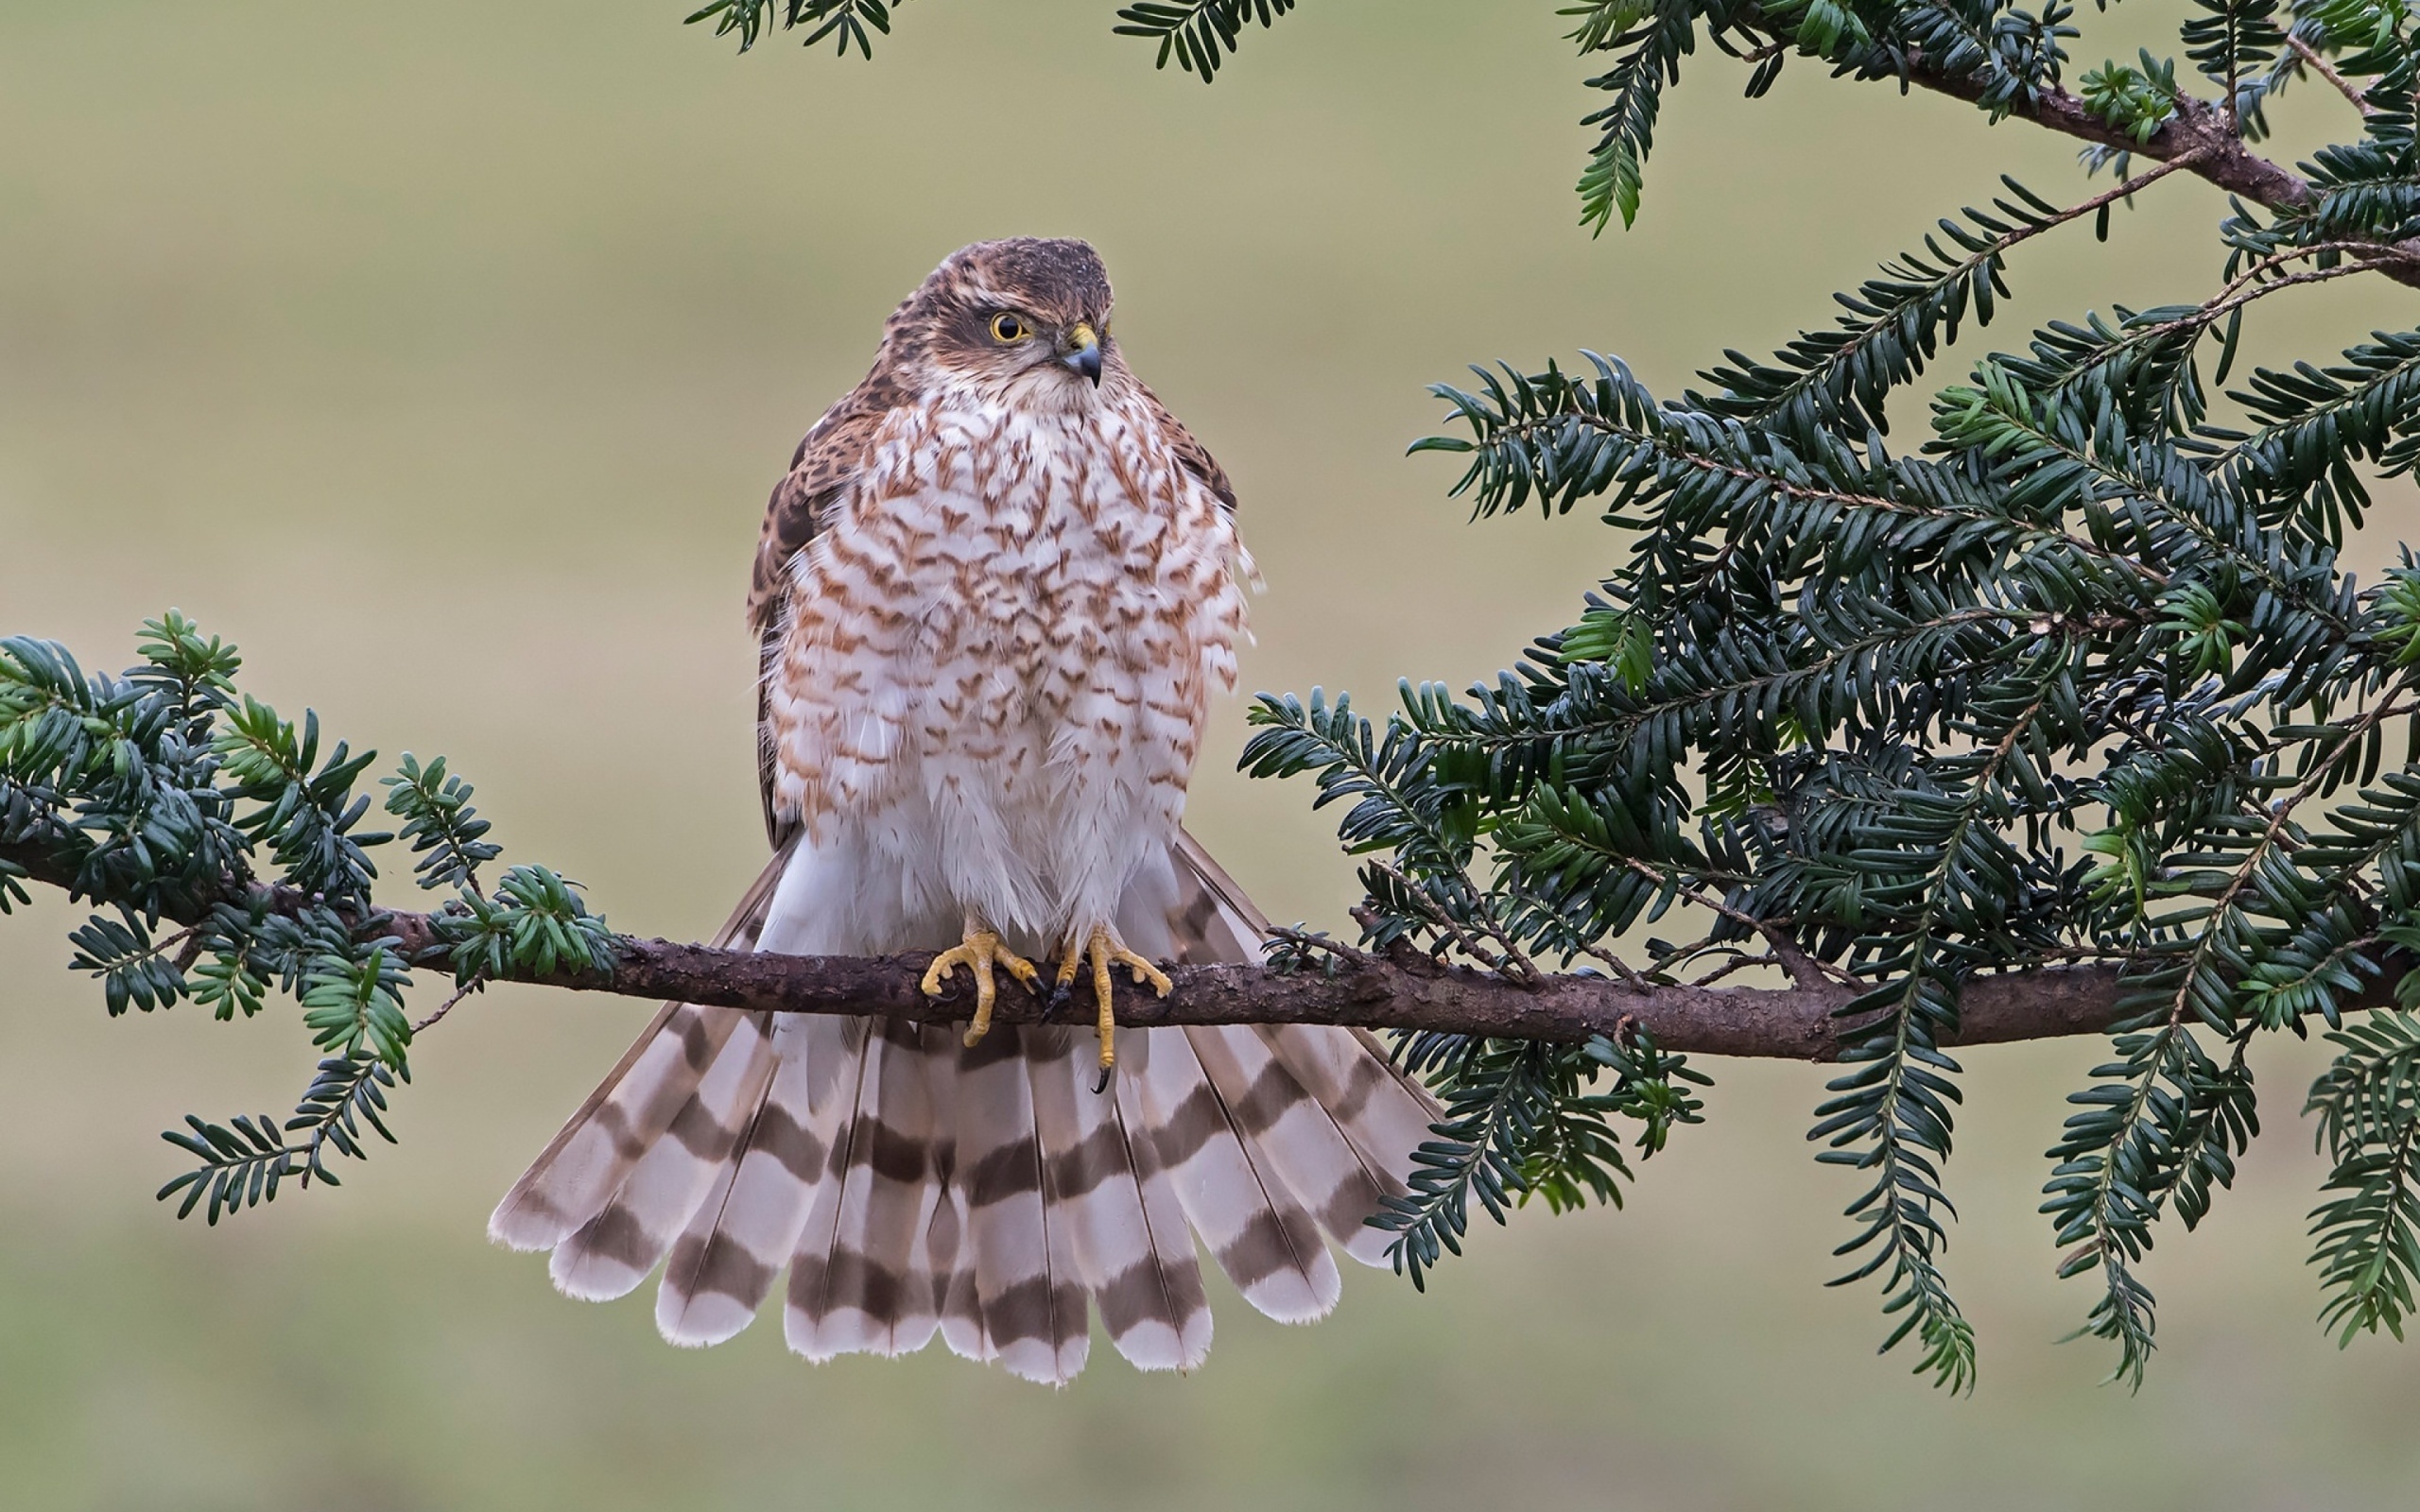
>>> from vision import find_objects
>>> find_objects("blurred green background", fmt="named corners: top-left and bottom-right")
top-left (6, 3), bottom-right (2420, 1508)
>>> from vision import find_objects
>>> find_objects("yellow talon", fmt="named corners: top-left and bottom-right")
top-left (1057, 924), bottom-right (1171, 1075)
top-left (921, 929), bottom-right (1040, 1048)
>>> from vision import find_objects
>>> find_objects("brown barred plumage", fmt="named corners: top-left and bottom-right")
top-left (492, 240), bottom-right (1441, 1383)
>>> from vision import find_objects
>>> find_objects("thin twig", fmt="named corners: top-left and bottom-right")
top-left (1372, 860), bottom-right (1547, 987)
top-left (1688, 950), bottom-right (1790, 988)
top-left (2057, 147), bottom-right (2214, 221)
top-left (2290, 34), bottom-right (2377, 118)
top-left (1265, 924), bottom-right (1379, 972)
top-left (412, 976), bottom-right (483, 1034)
top-left (1576, 939), bottom-right (1653, 990)
top-left (1618, 855), bottom-right (1857, 988)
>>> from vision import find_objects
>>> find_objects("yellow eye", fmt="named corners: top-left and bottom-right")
top-left (988, 312), bottom-right (1030, 343)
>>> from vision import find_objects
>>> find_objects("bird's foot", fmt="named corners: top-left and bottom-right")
top-left (922, 928), bottom-right (1041, 1048)
top-left (1055, 924), bottom-right (1172, 1087)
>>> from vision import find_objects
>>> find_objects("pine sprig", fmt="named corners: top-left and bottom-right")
top-left (299, 944), bottom-right (415, 1068)
top-left (1374, 1031), bottom-right (1706, 1288)
top-left (683, 0), bottom-right (897, 58)
top-left (2228, 330), bottom-right (2420, 546)
top-left (1572, 0), bottom-right (1701, 232)
top-left (434, 865), bottom-right (618, 983)
top-left (1699, 177), bottom-right (2071, 437)
top-left (382, 752), bottom-right (499, 892)
top-left (155, 1113), bottom-right (298, 1225)
top-left (67, 909), bottom-right (194, 1017)
top-left (2042, 1008), bottom-right (2257, 1385)
top-left (1112, 0), bottom-right (1296, 83)
top-left (154, 1050), bottom-right (406, 1224)
top-left (0, 612), bottom-right (596, 1222)
top-left (2181, 0), bottom-right (2286, 117)
top-left (2307, 1011), bottom-right (2420, 1343)
top-left (212, 698), bottom-right (389, 902)
top-left (2083, 50), bottom-right (2185, 142)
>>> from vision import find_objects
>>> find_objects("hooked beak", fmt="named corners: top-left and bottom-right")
top-left (1061, 321), bottom-right (1103, 387)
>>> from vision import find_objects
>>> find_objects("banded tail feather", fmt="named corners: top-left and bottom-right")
top-left (489, 845), bottom-right (792, 1257)
top-left (490, 830), bottom-right (1442, 1382)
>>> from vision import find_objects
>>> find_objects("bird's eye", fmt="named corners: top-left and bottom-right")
top-left (988, 313), bottom-right (1030, 343)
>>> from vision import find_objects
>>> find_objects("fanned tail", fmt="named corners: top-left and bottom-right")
top-left (488, 844), bottom-right (791, 1259)
top-left (491, 828), bottom-right (1442, 1381)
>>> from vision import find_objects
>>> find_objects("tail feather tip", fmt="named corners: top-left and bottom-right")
top-left (487, 1209), bottom-right (564, 1254)
top-left (659, 1295), bottom-right (758, 1349)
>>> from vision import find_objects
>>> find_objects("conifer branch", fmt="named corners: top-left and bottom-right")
top-left (1878, 35), bottom-right (2420, 285)
top-left (3, 828), bottom-right (2388, 1057)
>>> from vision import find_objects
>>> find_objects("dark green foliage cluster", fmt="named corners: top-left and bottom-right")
top-left (1114, 1), bottom-right (1297, 83)
top-left (2307, 1011), bottom-right (2420, 1343)
top-left (1194, 0), bottom-right (2420, 1388)
top-left (1373, 1030), bottom-right (1709, 1290)
top-left (0, 618), bottom-right (614, 1223)
top-left (685, 0), bottom-right (899, 58)
top-left (683, 0), bottom-right (1299, 77)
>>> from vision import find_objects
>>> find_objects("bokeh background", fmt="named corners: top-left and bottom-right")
top-left (5, 3), bottom-right (2419, 1508)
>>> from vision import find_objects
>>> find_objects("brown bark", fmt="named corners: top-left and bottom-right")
top-left (541, 932), bottom-right (2145, 1060)
top-left (0, 831), bottom-right (2244, 1060)
top-left (1877, 44), bottom-right (2420, 287)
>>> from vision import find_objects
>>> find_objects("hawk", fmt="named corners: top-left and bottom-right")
top-left (489, 238), bottom-right (1440, 1383)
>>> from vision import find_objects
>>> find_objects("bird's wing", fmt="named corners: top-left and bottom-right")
top-left (747, 371), bottom-right (905, 850)
top-left (1134, 378), bottom-right (1236, 512)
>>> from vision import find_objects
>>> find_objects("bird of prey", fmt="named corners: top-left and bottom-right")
top-left (489, 238), bottom-right (1440, 1383)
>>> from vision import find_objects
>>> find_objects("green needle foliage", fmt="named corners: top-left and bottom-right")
top-left (1374, 1030), bottom-right (1710, 1291)
top-left (1114, 1), bottom-right (1298, 82)
top-left (0, 617), bottom-right (615, 1222)
top-left (2307, 1009), bottom-right (2420, 1343)
top-left (677, 0), bottom-right (2420, 1387)
top-left (684, 0), bottom-right (900, 58)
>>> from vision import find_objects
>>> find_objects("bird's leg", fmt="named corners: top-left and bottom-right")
top-left (922, 918), bottom-right (1041, 1048)
top-left (1055, 923), bottom-right (1172, 1084)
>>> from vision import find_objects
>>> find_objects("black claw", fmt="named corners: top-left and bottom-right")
top-left (1092, 1063), bottom-right (1115, 1095)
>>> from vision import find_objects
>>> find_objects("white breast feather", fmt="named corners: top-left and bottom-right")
top-left (757, 378), bottom-right (1249, 960)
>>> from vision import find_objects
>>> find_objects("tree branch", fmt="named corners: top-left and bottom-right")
top-left (1880, 46), bottom-right (2420, 287)
top-left (530, 930), bottom-right (2152, 1060)
top-left (9, 831), bottom-right (2371, 1060)
top-left (1938, 82), bottom-right (2308, 210)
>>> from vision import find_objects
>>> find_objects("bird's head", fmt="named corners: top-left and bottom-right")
top-left (896, 237), bottom-right (1119, 405)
